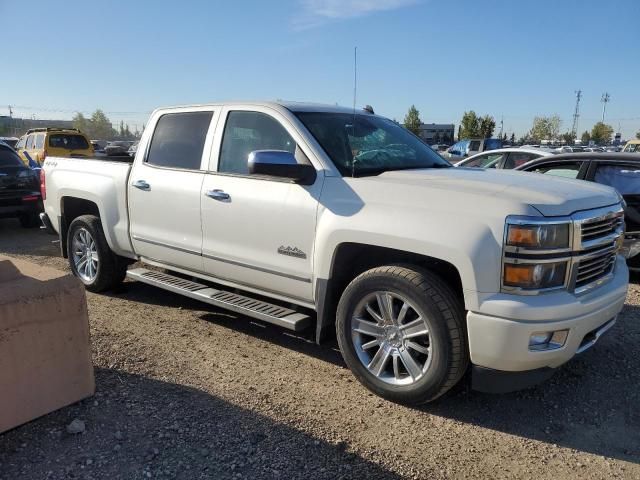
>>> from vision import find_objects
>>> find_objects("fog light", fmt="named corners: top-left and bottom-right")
top-left (529, 330), bottom-right (569, 351)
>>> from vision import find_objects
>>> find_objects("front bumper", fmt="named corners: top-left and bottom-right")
top-left (467, 256), bottom-right (628, 376)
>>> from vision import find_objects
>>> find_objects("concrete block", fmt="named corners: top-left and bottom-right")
top-left (0, 255), bottom-right (94, 434)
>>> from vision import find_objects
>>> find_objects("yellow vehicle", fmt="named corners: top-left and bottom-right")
top-left (622, 139), bottom-right (640, 153)
top-left (15, 128), bottom-right (93, 166)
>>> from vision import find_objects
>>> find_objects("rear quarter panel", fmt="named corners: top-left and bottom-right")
top-left (43, 157), bottom-right (134, 258)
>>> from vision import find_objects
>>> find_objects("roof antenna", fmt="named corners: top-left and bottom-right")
top-left (351, 46), bottom-right (357, 178)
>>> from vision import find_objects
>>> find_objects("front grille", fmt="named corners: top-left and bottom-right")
top-left (581, 215), bottom-right (624, 244)
top-left (575, 244), bottom-right (616, 289)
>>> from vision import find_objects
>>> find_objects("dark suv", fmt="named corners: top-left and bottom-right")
top-left (0, 143), bottom-right (42, 227)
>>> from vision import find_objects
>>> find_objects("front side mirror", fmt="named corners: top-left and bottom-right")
top-left (248, 150), bottom-right (316, 185)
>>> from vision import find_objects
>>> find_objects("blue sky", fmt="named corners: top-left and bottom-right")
top-left (1, 0), bottom-right (639, 138)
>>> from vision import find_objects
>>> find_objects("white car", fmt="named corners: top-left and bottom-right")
top-left (40, 101), bottom-right (628, 404)
top-left (455, 147), bottom-right (554, 169)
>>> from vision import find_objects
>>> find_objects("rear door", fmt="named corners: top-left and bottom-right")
top-left (128, 108), bottom-right (218, 272)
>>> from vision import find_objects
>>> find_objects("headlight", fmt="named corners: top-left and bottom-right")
top-left (506, 223), bottom-right (570, 250)
top-left (503, 261), bottom-right (567, 290)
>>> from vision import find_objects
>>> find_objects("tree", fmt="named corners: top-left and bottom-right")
top-left (560, 132), bottom-right (574, 145)
top-left (528, 115), bottom-right (562, 142)
top-left (636, 130), bottom-right (640, 140)
top-left (459, 111), bottom-right (480, 139)
top-left (72, 112), bottom-right (89, 134)
top-left (403, 105), bottom-right (422, 136)
top-left (590, 122), bottom-right (613, 145)
top-left (478, 115), bottom-right (496, 139)
top-left (510, 133), bottom-right (515, 144)
top-left (90, 109), bottom-right (116, 139)
top-left (580, 131), bottom-right (591, 144)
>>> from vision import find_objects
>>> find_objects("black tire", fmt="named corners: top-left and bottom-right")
top-left (336, 265), bottom-right (468, 405)
top-left (19, 213), bottom-right (40, 228)
top-left (67, 215), bottom-right (127, 292)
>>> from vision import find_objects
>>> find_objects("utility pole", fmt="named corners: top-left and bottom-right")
top-left (571, 90), bottom-right (581, 139)
top-left (601, 92), bottom-right (610, 123)
top-left (498, 115), bottom-right (504, 139)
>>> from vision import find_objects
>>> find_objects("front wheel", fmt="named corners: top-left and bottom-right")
top-left (67, 215), bottom-right (127, 292)
top-left (336, 265), bottom-right (468, 405)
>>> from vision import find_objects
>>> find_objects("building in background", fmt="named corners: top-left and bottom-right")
top-left (0, 116), bottom-right (76, 137)
top-left (416, 123), bottom-right (455, 145)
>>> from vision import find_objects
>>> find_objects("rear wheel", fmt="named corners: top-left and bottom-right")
top-left (336, 265), bottom-right (468, 404)
top-left (67, 215), bottom-right (127, 292)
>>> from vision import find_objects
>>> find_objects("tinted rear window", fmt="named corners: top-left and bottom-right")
top-left (0, 147), bottom-right (23, 166)
top-left (48, 134), bottom-right (89, 150)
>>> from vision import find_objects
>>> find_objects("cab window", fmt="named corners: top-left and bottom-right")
top-left (594, 164), bottom-right (640, 195)
top-left (34, 134), bottom-right (44, 149)
top-left (463, 152), bottom-right (504, 168)
top-left (25, 135), bottom-right (34, 149)
top-left (530, 162), bottom-right (582, 179)
top-left (503, 152), bottom-right (539, 169)
top-left (146, 111), bottom-right (213, 170)
top-left (15, 137), bottom-right (25, 149)
top-left (218, 111), bottom-right (296, 175)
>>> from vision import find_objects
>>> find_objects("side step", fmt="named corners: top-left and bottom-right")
top-left (126, 268), bottom-right (311, 331)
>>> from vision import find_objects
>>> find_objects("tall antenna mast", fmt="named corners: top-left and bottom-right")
top-left (351, 46), bottom-right (357, 178)
top-left (571, 90), bottom-right (581, 139)
top-left (601, 92), bottom-right (610, 123)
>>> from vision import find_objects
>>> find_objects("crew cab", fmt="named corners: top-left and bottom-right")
top-left (40, 102), bottom-right (629, 404)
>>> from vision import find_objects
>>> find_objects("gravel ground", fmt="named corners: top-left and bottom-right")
top-left (0, 219), bottom-right (639, 480)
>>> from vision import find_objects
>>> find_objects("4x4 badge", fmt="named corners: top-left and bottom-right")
top-left (277, 246), bottom-right (307, 259)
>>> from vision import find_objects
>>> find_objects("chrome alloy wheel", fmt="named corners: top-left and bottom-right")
top-left (71, 227), bottom-right (99, 283)
top-left (351, 291), bottom-right (433, 386)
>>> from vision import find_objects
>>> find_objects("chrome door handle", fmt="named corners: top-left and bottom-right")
top-left (132, 180), bottom-right (150, 191)
top-left (205, 189), bottom-right (230, 201)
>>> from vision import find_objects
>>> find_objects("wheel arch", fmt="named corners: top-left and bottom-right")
top-left (314, 242), bottom-right (464, 344)
top-left (59, 196), bottom-right (101, 258)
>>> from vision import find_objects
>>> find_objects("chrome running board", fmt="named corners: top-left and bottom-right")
top-left (127, 268), bottom-right (311, 331)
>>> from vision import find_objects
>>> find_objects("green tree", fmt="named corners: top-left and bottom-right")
top-left (89, 110), bottom-right (115, 139)
top-left (478, 115), bottom-right (496, 138)
top-left (509, 133), bottom-right (515, 144)
top-left (459, 111), bottom-right (480, 139)
top-left (529, 115), bottom-right (562, 142)
top-left (403, 105), bottom-right (422, 136)
top-left (560, 132), bottom-right (574, 145)
top-left (580, 131), bottom-right (591, 144)
top-left (72, 112), bottom-right (89, 134)
top-left (636, 130), bottom-right (640, 140)
top-left (590, 122), bottom-right (613, 144)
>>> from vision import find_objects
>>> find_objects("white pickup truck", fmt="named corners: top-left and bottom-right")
top-left (41, 101), bottom-right (629, 404)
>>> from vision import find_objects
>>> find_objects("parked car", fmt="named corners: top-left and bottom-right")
top-left (127, 141), bottom-right (138, 156)
top-left (0, 137), bottom-right (19, 149)
top-left (0, 142), bottom-right (42, 227)
top-left (455, 147), bottom-right (554, 169)
top-left (441, 138), bottom-right (502, 163)
top-left (14, 128), bottom-right (93, 166)
top-left (516, 152), bottom-right (640, 270)
top-left (429, 143), bottom-right (449, 152)
top-left (105, 141), bottom-right (133, 156)
top-left (41, 101), bottom-right (628, 404)
top-left (622, 140), bottom-right (640, 153)
top-left (91, 140), bottom-right (108, 153)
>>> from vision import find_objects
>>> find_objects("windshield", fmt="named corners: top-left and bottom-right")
top-left (49, 134), bottom-right (90, 150)
top-left (296, 112), bottom-right (451, 176)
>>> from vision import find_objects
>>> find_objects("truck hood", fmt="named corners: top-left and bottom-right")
top-left (371, 167), bottom-right (621, 217)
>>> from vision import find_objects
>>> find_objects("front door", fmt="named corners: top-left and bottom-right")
top-left (128, 109), bottom-right (217, 272)
top-left (200, 108), bottom-right (322, 303)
